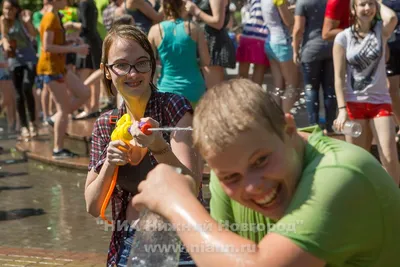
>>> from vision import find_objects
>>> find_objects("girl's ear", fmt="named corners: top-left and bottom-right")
top-left (100, 63), bottom-right (112, 80)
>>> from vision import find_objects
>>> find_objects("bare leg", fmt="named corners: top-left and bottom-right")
top-left (268, 59), bottom-right (285, 108)
top-left (238, 62), bottom-right (250, 79)
top-left (0, 80), bottom-right (16, 131)
top-left (370, 116), bottom-right (399, 185)
top-left (252, 64), bottom-right (267, 86)
top-left (46, 80), bottom-right (71, 151)
top-left (65, 69), bottom-right (90, 113)
top-left (280, 60), bottom-right (300, 113)
top-left (388, 75), bottom-right (400, 125)
top-left (345, 119), bottom-right (373, 152)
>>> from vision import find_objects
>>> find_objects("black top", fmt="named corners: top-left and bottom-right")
top-left (197, 0), bottom-right (230, 31)
top-left (78, 0), bottom-right (102, 44)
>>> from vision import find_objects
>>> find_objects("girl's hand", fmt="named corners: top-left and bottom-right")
top-left (106, 140), bottom-right (131, 166)
top-left (293, 52), bottom-right (300, 66)
top-left (333, 109), bottom-right (348, 132)
top-left (131, 164), bottom-right (197, 218)
top-left (75, 44), bottom-right (89, 55)
top-left (20, 10), bottom-right (32, 23)
top-left (184, 0), bottom-right (200, 16)
top-left (130, 117), bottom-right (165, 149)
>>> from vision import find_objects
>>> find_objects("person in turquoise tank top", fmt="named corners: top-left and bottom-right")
top-left (148, 0), bottom-right (211, 106)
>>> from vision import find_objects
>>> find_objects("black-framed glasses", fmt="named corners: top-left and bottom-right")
top-left (106, 60), bottom-right (152, 76)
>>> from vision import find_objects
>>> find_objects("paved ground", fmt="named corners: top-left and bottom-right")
top-left (0, 135), bottom-right (111, 266)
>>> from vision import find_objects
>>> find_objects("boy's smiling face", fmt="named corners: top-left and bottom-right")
top-left (206, 117), bottom-right (304, 221)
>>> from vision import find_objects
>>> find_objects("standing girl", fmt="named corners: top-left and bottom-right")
top-left (236, 0), bottom-right (270, 86)
top-left (333, 0), bottom-right (399, 183)
top-left (148, 0), bottom-right (211, 106)
top-left (84, 25), bottom-right (202, 266)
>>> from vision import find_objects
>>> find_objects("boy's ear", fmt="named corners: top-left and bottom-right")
top-left (284, 113), bottom-right (297, 137)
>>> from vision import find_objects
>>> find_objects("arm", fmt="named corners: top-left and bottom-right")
top-left (147, 24), bottom-right (160, 59)
top-left (195, 24), bottom-right (216, 89)
top-left (322, 18), bottom-right (342, 40)
top-left (84, 117), bottom-right (131, 217)
top-left (43, 30), bottom-right (84, 54)
top-left (84, 69), bottom-right (102, 87)
top-left (276, 1), bottom-right (294, 28)
top-left (129, 0), bottom-right (164, 23)
top-left (84, 161), bottom-right (118, 216)
top-left (150, 113), bottom-right (202, 191)
top-left (0, 16), bottom-right (11, 51)
top-left (192, 0), bottom-right (227, 30)
top-left (292, 15), bottom-right (305, 64)
top-left (333, 42), bottom-right (347, 109)
top-left (380, 2), bottom-right (398, 41)
top-left (20, 10), bottom-right (38, 38)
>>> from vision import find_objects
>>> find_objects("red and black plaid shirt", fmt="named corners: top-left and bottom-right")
top-left (88, 90), bottom-right (196, 266)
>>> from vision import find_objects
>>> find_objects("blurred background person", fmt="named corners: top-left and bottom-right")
top-left (148, 0), bottom-right (211, 107)
top-left (37, 0), bottom-right (90, 158)
top-left (122, 0), bottom-right (163, 35)
top-left (64, 0), bottom-right (103, 120)
top-left (185, 0), bottom-right (236, 84)
top-left (292, 0), bottom-right (337, 134)
top-left (236, 0), bottom-right (269, 86)
top-left (1, 0), bottom-right (38, 138)
top-left (261, 0), bottom-right (300, 114)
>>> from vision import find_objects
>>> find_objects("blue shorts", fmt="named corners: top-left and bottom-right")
top-left (0, 69), bottom-right (10, 80)
top-left (116, 225), bottom-right (195, 266)
top-left (264, 41), bottom-right (293, 62)
top-left (36, 74), bottom-right (64, 89)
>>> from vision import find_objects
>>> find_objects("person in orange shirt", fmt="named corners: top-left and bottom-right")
top-left (37, 0), bottom-right (90, 159)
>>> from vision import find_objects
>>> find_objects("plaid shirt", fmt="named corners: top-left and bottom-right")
top-left (103, 3), bottom-right (117, 32)
top-left (88, 90), bottom-right (195, 266)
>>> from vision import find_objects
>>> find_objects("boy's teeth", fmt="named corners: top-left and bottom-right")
top-left (254, 186), bottom-right (278, 206)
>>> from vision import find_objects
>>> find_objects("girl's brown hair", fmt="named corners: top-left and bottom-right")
top-left (163, 0), bottom-right (183, 20)
top-left (101, 25), bottom-right (157, 96)
top-left (350, 0), bottom-right (381, 40)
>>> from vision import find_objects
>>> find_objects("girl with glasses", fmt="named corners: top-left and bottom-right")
top-left (84, 24), bottom-right (202, 266)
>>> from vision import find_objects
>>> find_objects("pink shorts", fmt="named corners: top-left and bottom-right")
top-left (236, 36), bottom-right (270, 66)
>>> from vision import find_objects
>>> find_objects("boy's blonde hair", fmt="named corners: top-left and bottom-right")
top-left (193, 79), bottom-right (286, 156)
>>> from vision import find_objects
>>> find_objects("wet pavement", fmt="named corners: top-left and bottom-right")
top-left (0, 126), bottom-right (111, 266)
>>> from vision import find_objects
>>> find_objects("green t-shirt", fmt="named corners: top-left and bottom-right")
top-left (95, 0), bottom-right (109, 39)
top-left (210, 126), bottom-right (400, 266)
top-left (32, 11), bottom-right (43, 56)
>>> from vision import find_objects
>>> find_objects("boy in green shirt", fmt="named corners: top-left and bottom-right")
top-left (131, 79), bottom-right (400, 267)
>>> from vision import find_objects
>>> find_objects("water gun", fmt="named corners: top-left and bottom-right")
top-left (100, 115), bottom-right (192, 224)
top-left (100, 114), bottom-right (135, 224)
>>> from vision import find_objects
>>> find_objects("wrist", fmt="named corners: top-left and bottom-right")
top-left (194, 7), bottom-right (201, 17)
top-left (148, 137), bottom-right (170, 155)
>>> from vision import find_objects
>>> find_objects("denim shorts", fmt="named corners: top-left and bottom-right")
top-left (116, 225), bottom-right (196, 266)
top-left (0, 69), bottom-right (9, 80)
top-left (264, 41), bottom-right (293, 62)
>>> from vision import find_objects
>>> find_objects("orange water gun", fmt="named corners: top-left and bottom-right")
top-left (100, 114), bottom-right (135, 224)
top-left (100, 116), bottom-right (192, 224)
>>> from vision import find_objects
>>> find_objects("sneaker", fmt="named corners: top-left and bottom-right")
top-left (46, 117), bottom-right (54, 128)
top-left (20, 127), bottom-right (30, 138)
top-left (52, 149), bottom-right (79, 159)
top-left (29, 122), bottom-right (38, 137)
